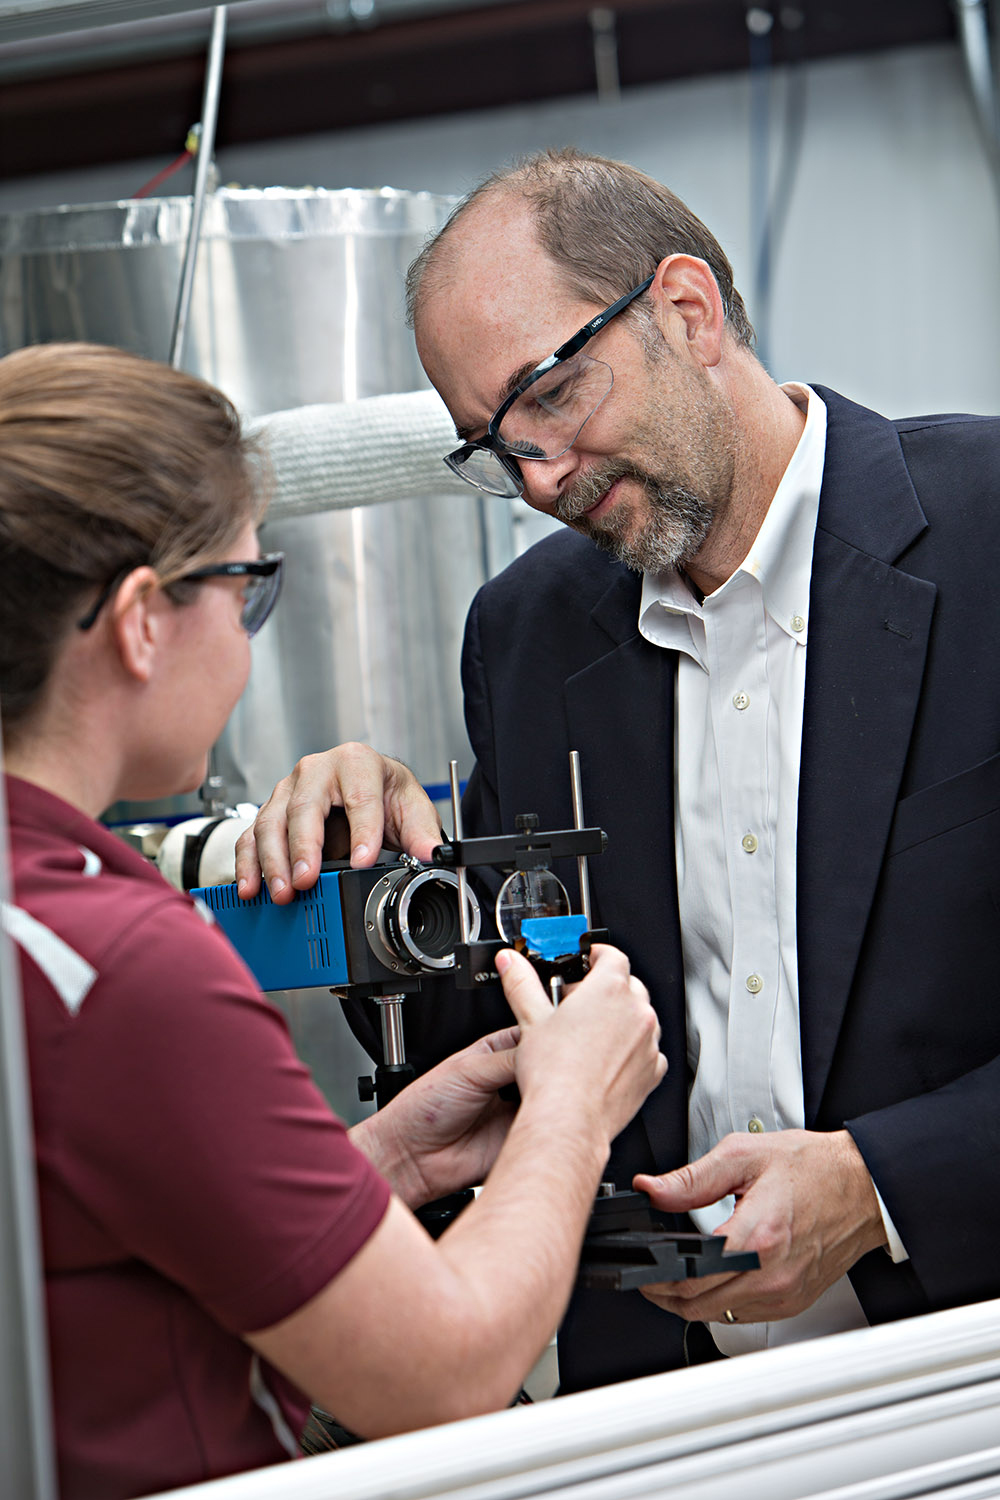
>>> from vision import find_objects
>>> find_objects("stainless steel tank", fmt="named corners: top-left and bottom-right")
top-left (0, 186), bottom-right (511, 812)
top-left (0, 187), bottom-right (513, 1119)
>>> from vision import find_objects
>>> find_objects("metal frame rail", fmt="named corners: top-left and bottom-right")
top-left (0, 726), bottom-right (57, 1500)
top-left (148, 1298), bottom-right (1000, 1500)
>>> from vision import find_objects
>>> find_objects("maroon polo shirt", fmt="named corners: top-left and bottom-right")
top-left (5, 775), bottom-right (390, 1500)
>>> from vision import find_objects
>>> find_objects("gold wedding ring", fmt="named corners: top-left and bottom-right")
top-left (723, 1308), bottom-right (737, 1324)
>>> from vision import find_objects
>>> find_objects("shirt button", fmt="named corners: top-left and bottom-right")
top-left (733, 691), bottom-right (750, 711)
top-left (790, 614), bottom-right (806, 633)
top-left (748, 1116), bottom-right (766, 1133)
top-left (745, 973), bottom-right (763, 994)
top-left (741, 833), bottom-right (758, 854)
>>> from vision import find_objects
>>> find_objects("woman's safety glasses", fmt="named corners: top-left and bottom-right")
top-left (77, 552), bottom-right (284, 638)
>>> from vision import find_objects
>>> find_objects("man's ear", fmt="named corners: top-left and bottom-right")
top-left (110, 567), bottom-right (163, 683)
top-left (649, 254), bottom-right (727, 368)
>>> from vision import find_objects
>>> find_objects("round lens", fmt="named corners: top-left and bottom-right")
top-left (495, 868), bottom-right (571, 944)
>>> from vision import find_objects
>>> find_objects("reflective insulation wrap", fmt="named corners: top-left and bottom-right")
top-left (0, 187), bottom-right (515, 812)
top-left (0, 187), bottom-right (515, 1123)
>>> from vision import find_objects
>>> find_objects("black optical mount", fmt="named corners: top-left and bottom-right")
top-left (348, 755), bottom-right (759, 1292)
top-left (579, 1188), bottom-right (760, 1292)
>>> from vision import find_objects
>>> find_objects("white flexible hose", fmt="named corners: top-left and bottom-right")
top-left (249, 388), bottom-right (468, 521)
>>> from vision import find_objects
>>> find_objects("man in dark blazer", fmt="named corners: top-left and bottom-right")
top-left (450, 385), bottom-right (1000, 1387)
top-left (240, 149), bottom-right (1000, 1391)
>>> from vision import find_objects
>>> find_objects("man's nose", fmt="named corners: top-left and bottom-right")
top-left (519, 448), bottom-right (580, 513)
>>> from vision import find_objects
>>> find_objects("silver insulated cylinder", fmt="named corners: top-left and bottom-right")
top-left (0, 186), bottom-right (510, 816)
top-left (0, 186), bottom-right (513, 1121)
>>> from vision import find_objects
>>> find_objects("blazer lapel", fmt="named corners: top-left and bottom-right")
top-left (798, 390), bottom-right (937, 1122)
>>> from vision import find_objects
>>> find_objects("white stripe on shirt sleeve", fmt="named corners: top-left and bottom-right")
top-left (1, 901), bottom-right (97, 1016)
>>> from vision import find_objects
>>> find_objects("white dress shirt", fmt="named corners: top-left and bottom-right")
top-left (638, 384), bottom-right (902, 1356)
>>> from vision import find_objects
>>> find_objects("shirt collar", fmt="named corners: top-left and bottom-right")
top-left (639, 383), bottom-right (827, 654)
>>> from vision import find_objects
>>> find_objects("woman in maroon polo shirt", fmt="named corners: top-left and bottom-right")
top-left (0, 342), bottom-right (665, 1500)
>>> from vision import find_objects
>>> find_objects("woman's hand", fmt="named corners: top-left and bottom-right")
top-left (350, 1028), bottom-right (519, 1207)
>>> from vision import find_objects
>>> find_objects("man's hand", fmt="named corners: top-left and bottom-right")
top-left (350, 1029), bottom-right (519, 1208)
top-left (234, 743), bottom-right (443, 903)
top-left (634, 1129), bottom-right (887, 1324)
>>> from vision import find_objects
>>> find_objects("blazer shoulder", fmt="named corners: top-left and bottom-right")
top-left (475, 527), bottom-right (634, 618)
top-left (814, 387), bottom-right (1000, 559)
top-left (893, 410), bottom-right (1000, 437)
top-left (885, 417), bottom-right (1000, 556)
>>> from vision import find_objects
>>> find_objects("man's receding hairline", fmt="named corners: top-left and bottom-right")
top-left (408, 148), bottom-right (755, 351)
top-left (413, 183), bottom-right (579, 328)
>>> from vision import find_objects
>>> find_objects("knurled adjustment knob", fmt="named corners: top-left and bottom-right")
top-left (515, 813), bottom-right (539, 831)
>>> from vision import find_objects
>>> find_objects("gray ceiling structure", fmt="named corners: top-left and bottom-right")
top-left (0, 0), bottom-right (960, 181)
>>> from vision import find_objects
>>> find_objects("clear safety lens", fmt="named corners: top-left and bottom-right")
top-left (497, 353), bottom-right (613, 460)
top-left (495, 868), bottom-right (572, 944)
top-left (444, 445), bottom-right (524, 498)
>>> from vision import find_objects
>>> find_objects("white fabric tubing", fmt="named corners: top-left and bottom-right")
top-left (249, 389), bottom-right (469, 520)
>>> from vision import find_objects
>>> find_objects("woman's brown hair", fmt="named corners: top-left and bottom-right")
top-left (0, 341), bottom-right (265, 735)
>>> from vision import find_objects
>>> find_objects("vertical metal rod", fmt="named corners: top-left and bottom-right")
top-left (449, 760), bottom-right (472, 946)
top-left (169, 4), bottom-right (227, 370)
top-left (181, 5), bottom-right (228, 813)
top-left (589, 7), bottom-right (621, 102)
top-left (747, 5), bottom-right (774, 371)
top-left (569, 750), bottom-right (592, 927)
top-left (377, 996), bottom-right (406, 1067)
top-left (0, 759), bottom-right (57, 1499)
top-left (549, 975), bottom-right (565, 1007)
top-left (957, 0), bottom-right (1000, 172)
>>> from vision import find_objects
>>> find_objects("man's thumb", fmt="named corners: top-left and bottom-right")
top-left (634, 1150), bottom-right (732, 1211)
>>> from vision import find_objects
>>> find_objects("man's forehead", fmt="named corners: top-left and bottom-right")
top-left (422, 310), bottom-right (565, 440)
top-left (417, 230), bottom-right (593, 429)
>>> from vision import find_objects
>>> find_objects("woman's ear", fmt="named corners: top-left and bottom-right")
top-left (649, 254), bottom-right (727, 368)
top-left (109, 567), bottom-right (162, 683)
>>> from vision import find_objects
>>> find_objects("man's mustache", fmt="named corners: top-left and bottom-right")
top-left (556, 463), bottom-right (651, 523)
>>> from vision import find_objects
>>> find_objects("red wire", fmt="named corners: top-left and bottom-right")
top-left (132, 150), bottom-right (194, 201)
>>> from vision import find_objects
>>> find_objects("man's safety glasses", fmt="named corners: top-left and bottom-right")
top-left (444, 274), bottom-right (654, 499)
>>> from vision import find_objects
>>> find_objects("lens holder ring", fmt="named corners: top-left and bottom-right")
top-left (364, 867), bottom-right (481, 973)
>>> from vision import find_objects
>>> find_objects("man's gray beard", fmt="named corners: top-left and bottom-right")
top-left (556, 463), bottom-right (715, 575)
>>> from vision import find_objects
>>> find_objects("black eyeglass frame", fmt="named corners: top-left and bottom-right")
top-left (77, 552), bottom-right (284, 636)
top-left (444, 273), bottom-right (655, 495)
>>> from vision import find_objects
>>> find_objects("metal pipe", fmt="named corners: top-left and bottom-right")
top-left (569, 750), bottom-right (592, 927)
top-left (589, 8), bottom-right (620, 102)
top-left (376, 995), bottom-right (406, 1066)
top-left (956, 0), bottom-right (1000, 170)
top-left (168, 4), bottom-right (227, 369)
top-left (448, 760), bottom-right (471, 945)
top-left (0, 750), bottom-right (57, 1500)
top-left (178, 5), bottom-right (228, 812)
